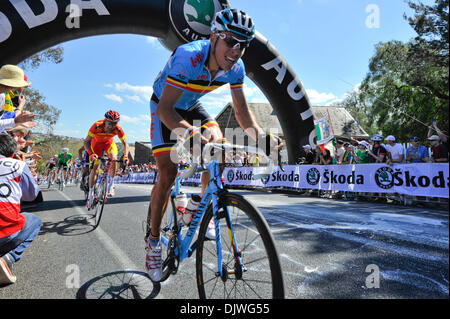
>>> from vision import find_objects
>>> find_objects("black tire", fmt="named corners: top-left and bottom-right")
top-left (196, 193), bottom-right (284, 299)
top-left (93, 176), bottom-right (108, 229)
top-left (47, 171), bottom-right (53, 189)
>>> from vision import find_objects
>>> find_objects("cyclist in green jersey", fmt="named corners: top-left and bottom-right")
top-left (55, 147), bottom-right (73, 185)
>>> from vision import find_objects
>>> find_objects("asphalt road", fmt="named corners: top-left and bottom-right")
top-left (0, 182), bottom-right (448, 299)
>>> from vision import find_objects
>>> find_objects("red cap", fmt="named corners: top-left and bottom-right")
top-left (24, 74), bottom-right (30, 87)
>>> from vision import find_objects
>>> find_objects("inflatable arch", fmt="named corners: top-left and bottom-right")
top-left (0, 0), bottom-right (315, 164)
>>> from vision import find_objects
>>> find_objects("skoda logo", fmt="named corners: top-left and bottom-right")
top-left (227, 170), bottom-right (235, 183)
top-left (261, 175), bottom-right (270, 185)
top-left (375, 166), bottom-right (395, 189)
top-left (169, 0), bottom-right (229, 43)
top-left (306, 168), bottom-right (320, 185)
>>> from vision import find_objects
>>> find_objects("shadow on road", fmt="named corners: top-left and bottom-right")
top-left (76, 270), bottom-right (161, 299)
top-left (39, 214), bottom-right (98, 236)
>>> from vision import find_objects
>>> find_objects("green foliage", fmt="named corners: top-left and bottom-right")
top-left (18, 46), bottom-right (64, 71)
top-left (341, 0), bottom-right (449, 142)
top-left (17, 46), bottom-right (64, 135)
top-left (32, 133), bottom-right (84, 173)
top-left (22, 88), bottom-right (61, 134)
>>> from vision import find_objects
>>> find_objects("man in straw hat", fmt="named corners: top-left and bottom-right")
top-left (0, 65), bottom-right (36, 132)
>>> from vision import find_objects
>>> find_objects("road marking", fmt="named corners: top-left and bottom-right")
top-left (58, 190), bottom-right (165, 299)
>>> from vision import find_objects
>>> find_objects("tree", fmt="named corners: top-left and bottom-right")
top-left (22, 88), bottom-right (61, 134)
top-left (341, 0), bottom-right (449, 141)
top-left (330, 87), bottom-right (380, 137)
top-left (18, 47), bottom-right (64, 71)
top-left (19, 46), bottom-right (64, 134)
top-left (32, 134), bottom-right (84, 173)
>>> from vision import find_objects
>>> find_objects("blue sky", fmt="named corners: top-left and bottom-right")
top-left (24, 0), bottom-right (421, 144)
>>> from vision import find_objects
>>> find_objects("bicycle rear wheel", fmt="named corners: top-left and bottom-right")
top-left (196, 193), bottom-right (284, 299)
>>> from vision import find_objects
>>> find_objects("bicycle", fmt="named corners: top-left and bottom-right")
top-left (46, 167), bottom-right (56, 189)
top-left (148, 140), bottom-right (285, 299)
top-left (56, 166), bottom-right (67, 191)
top-left (88, 156), bottom-right (122, 230)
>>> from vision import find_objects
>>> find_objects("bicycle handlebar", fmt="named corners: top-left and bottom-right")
top-left (89, 156), bottom-right (127, 170)
top-left (176, 140), bottom-right (280, 180)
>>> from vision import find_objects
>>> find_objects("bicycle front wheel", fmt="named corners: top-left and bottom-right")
top-left (93, 177), bottom-right (108, 229)
top-left (196, 193), bottom-right (284, 299)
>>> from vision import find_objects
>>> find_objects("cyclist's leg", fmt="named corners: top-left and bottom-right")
top-left (54, 163), bottom-right (61, 182)
top-left (200, 123), bottom-right (223, 196)
top-left (63, 164), bottom-right (68, 181)
top-left (106, 141), bottom-right (118, 178)
top-left (88, 141), bottom-right (105, 189)
top-left (81, 151), bottom-right (90, 189)
top-left (148, 152), bottom-right (177, 238)
top-left (148, 101), bottom-right (179, 238)
top-left (106, 141), bottom-right (118, 195)
top-left (88, 160), bottom-right (99, 189)
top-left (185, 105), bottom-right (223, 196)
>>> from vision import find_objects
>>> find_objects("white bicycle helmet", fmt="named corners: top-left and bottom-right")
top-left (62, 147), bottom-right (69, 152)
top-left (211, 8), bottom-right (255, 40)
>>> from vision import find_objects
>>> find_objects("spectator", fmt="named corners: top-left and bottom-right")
top-left (7, 125), bottom-right (28, 161)
top-left (428, 135), bottom-right (449, 163)
top-left (384, 135), bottom-right (404, 165)
top-left (302, 145), bottom-right (315, 164)
top-left (242, 152), bottom-right (249, 167)
top-left (341, 142), bottom-right (354, 164)
top-left (0, 65), bottom-right (36, 132)
top-left (233, 153), bottom-right (243, 166)
top-left (250, 153), bottom-right (260, 167)
top-left (0, 111), bottom-right (36, 134)
top-left (406, 137), bottom-right (430, 163)
top-left (317, 145), bottom-right (332, 165)
top-left (0, 133), bottom-right (42, 285)
top-left (428, 120), bottom-right (448, 145)
top-left (335, 140), bottom-right (345, 164)
top-left (353, 141), bottom-right (371, 164)
top-left (0, 65), bottom-right (30, 119)
top-left (367, 134), bottom-right (387, 163)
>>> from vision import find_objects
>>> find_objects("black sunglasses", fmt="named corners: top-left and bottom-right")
top-left (217, 33), bottom-right (250, 50)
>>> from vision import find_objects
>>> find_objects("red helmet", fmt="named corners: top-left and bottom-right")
top-left (104, 110), bottom-right (120, 122)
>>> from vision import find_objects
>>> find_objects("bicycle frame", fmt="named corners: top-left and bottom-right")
top-left (94, 158), bottom-right (111, 190)
top-left (161, 159), bottom-right (242, 277)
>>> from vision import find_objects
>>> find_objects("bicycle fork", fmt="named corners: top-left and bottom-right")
top-left (213, 194), bottom-right (245, 281)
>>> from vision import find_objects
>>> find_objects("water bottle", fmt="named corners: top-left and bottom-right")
top-left (176, 193), bottom-right (188, 225)
top-left (183, 194), bottom-right (202, 225)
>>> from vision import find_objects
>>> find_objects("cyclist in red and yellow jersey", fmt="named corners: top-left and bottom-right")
top-left (84, 110), bottom-right (130, 208)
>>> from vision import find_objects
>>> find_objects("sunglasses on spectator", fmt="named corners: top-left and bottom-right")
top-left (217, 33), bottom-right (250, 50)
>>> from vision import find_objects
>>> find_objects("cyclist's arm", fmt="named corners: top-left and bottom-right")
top-left (231, 89), bottom-right (264, 140)
top-left (157, 84), bottom-right (195, 137)
top-left (78, 145), bottom-right (85, 160)
top-left (121, 138), bottom-right (130, 160)
top-left (84, 135), bottom-right (92, 153)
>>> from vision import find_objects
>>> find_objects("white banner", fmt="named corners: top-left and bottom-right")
top-left (224, 164), bottom-right (449, 198)
top-left (114, 164), bottom-right (449, 198)
top-left (114, 171), bottom-right (157, 184)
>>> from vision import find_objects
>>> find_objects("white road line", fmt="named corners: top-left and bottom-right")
top-left (58, 191), bottom-right (138, 270)
top-left (57, 190), bottom-right (166, 299)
